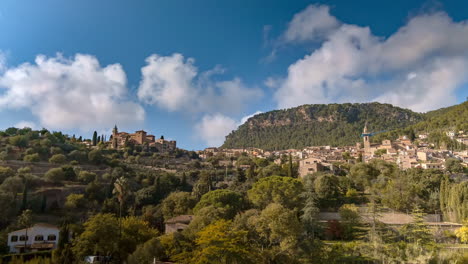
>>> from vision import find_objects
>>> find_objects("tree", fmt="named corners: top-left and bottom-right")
top-left (338, 204), bottom-right (362, 240)
top-left (1, 176), bottom-right (24, 201)
top-left (88, 149), bottom-right (103, 165)
top-left (23, 153), bottom-right (40, 162)
top-left (9, 135), bottom-right (29, 149)
top-left (455, 221), bottom-right (468, 243)
top-left (120, 217), bottom-right (159, 260)
top-left (72, 214), bottom-right (119, 259)
top-left (194, 189), bottom-right (245, 219)
top-left (248, 176), bottom-right (304, 209)
top-left (65, 194), bottom-right (86, 209)
top-left (127, 237), bottom-right (165, 264)
top-left (311, 173), bottom-right (344, 208)
top-left (78, 171), bottom-right (97, 184)
top-left (44, 168), bottom-right (65, 183)
top-left (0, 166), bottom-right (14, 184)
top-left (402, 208), bottom-right (433, 245)
top-left (18, 209), bottom-right (33, 251)
top-left (287, 154), bottom-right (295, 178)
top-left (49, 154), bottom-right (67, 164)
top-left (68, 150), bottom-right (87, 163)
top-left (193, 171), bottom-right (212, 199)
top-left (301, 175), bottom-right (320, 239)
top-left (192, 219), bottom-right (257, 264)
top-left (253, 203), bottom-right (301, 253)
top-left (161, 192), bottom-right (197, 220)
top-left (445, 158), bottom-right (464, 173)
top-left (92, 131), bottom-right (98, 146)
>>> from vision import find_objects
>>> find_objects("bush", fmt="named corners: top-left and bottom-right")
top-left (88, 150), bottom-right (103, 165)
top-left (49, 154), bottom-right (67, 164)
top-left (24, 153), bottom-right (40, 162)
top-left (78, 171), bottom-right (97, 183)
top-left (65, 194), bottom-right (86, 209)
top-left (44, 168), bottom-right (65, 183)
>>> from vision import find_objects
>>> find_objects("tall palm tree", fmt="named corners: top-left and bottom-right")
top-left (112, 177), bottom-right (130, 262)
top-left (113, 177), bottom-right (130, 221)
top-left (18, 209), bottom-right (32, 252)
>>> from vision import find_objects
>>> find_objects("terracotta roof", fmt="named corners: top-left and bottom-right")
top-left (165, 215), bottom-right (194, 224)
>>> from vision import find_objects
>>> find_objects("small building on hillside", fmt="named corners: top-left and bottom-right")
top-left (165, 215), bottom-right (194, 234)
top-left (299, 157), bottom-right (325, 178)
top-left (7, 223), bottom-right (60, 253)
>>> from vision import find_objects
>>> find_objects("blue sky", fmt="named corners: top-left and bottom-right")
top-left (0, 0), bottom-right (467, 150)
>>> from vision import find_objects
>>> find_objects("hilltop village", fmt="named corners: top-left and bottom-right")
top-left (199, 125), bottom-right (468, 177)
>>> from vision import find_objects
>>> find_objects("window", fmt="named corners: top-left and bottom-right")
top-left (19, 235), bottom-right (28, 241)
top-left (47, 235), bottom-right (56, 241)
top-left (10, 236), bottom-right (18, 242)
top-left (35, 235), bottom-right (44, 241)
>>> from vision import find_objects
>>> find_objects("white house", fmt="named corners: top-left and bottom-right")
top-left (7, 223), bottom-right (60, 253)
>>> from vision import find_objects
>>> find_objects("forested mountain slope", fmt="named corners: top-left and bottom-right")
top-left (222, 103), bottom-right (423, 150)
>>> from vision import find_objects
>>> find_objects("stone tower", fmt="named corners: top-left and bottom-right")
top-left (363, 123), bottom-right (371, 153)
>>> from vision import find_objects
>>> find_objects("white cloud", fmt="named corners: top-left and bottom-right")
top-left (0, 53), bottom-right (145, 131)
top-left (284, 5), bottom-right (340, 43)
top-left (239, 111), bottom-right (262, 125)
top-left (195, 113), bottom-right (238, 147)
top-left (138, 53), bottom-right (263, 114)
top-left (275, 7), bottom-right (468, 112)
top-left (14, 121), bottom-right (38, 130)
top-left (138, 54), bottom-right (197, 111)
top-left (196, 111), bottom-right (263, 147)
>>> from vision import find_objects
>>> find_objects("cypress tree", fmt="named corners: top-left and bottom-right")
top-left (288, 154), bottom-right (294, 178)
top-left (92, 131), bottom-right (98, 146)
top-left (21, 184), bottom-right (28, 211)
top-left (41, 194), bottom-right (47, 213)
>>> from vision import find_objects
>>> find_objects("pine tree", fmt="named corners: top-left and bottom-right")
top-left (403, 207), bottom-right (433, 245)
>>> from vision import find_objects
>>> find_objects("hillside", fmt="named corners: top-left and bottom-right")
top-left (222, 102), bottom-right (423, 150)
top-left (413, 101), bottom-right (468, 133)
top-left (372, 101), bottom-right (468, 148)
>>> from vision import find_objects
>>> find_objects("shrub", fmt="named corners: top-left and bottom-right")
top-left (24, 153), bottom-right (40, 162)
top-left (49, 154), bottom-right (67, 164)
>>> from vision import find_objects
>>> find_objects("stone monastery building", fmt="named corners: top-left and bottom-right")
top-left (110, 126), bottom-right (176, 152)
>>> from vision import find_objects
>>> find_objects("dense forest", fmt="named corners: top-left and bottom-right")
top-left (0, 126), bottom-right (467, 263)
top-left (222, 101), bottom-right (468, 150)
top-left (222, 103), bottom-right (423, 150)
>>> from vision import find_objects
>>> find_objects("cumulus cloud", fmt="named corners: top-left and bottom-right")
top-left (14, 121), bottom-right (38, 130)
top-left (196, 111), bottom-right (263, 147)
top-left (274, 6), bottom-right (468, 112)
top-left (138, 53), bottom-right (263, 114)
top-left (138, 54), bottom-right (197, 111)
top-left (284, 5), bottom-right (340, 43)
top-left (240, 111), bottom-right (262, 125)
top-left (195, 113), bottom-right (238, 147)
top-left (0, 54), bottom-right (145, 131)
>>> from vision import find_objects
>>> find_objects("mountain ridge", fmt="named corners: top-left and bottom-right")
top-left (222, 102), bottom-right (424, 150)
